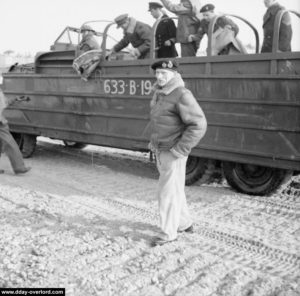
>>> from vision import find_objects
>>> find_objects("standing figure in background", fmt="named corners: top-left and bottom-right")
top-left (149, 59), bottom-right (207, 246)
top-left (188, 4), bottom-right (246, 55)
top-left (149, 2), bottom-right (178, 58)
top-left (159, 0), bottom-right (202, 57)
top-left (111, 14), bottom-right (152, 59)
top-left (0, 89), bottom-right (31, 175)
top-left (261, 0), bottom-right (292, 53)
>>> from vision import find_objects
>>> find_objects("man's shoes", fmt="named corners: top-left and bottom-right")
top-left (15, 167), bottom-right (31, 175)
top-left (178, 225), bottom-right (194, 233)
top-left (151, 236), bottom-right (177, 247)
top-left (0, 169), bottom-right (4, 174)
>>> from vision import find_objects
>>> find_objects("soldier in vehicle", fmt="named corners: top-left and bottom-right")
top-left (148, 2), bottom-right (178, 58)
top-left (0, 89), bottom-right (31, 175)
top-left (261, 0), bottom-right (292, 53)
top-left (78, 24), bottom-right (100, 55)
top-left (159, 0), bottom-right (202, 57)
top-left (188, 4), bottom-right (246, 55)
top-left (110, 14), bottom-right (152, 59)
top-left (73, 25), bottom-right (101, 81)
top-left (148, 59), bottom-right (207, 246)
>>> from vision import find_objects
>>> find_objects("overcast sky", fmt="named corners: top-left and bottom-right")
top-left (1, 0), bottom-right (299, 54)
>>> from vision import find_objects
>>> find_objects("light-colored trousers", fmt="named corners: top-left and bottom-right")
top-left (0, 123), bottom-right (26, 172)
top-left (156, 151), bottom-right (192, 241)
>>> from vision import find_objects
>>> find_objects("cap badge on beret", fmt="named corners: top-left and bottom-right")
top-left (150, 59), bottom-right (179, 71)
top-left (167, 61), bottom-right (173, 68)
top-left (200, 3), bottom-right (215, 13)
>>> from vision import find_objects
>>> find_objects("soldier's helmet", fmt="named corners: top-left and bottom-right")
top-left (80, 24), bottom-right (95, 33)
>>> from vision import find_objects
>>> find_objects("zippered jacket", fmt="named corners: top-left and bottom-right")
top-left (150, 73), bottom-right (207, 157)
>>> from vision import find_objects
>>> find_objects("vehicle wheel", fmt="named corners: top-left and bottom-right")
top-left (63, 141), bottom-right (87, 149)
top-left (22, 134), bottom-right (37, 158)
top-left (185, 157), bottom-right (216, 186)
top-left (222, 161), bottom-right (291, 196)
top-left (11, 132), bottom-right (23, 147)
top-left (11, 133), bottom-right (36, 158)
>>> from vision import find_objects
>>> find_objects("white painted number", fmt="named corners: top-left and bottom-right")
top-left (141, 80), bottom-right (152, 96)
top-left (103, 79), bottom-right (152, 96)
top-left (110, 80), bottom-right (118, 94)
top-left (104, 80), bottom-right (111, 93)
top-left (118, 80), bottom-right (125, 94)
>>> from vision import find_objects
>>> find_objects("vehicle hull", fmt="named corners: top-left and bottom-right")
top-left (3, 51), bottom-right (300, 171)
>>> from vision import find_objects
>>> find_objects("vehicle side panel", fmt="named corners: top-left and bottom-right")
top-left (3, 52), bottom-right (300, 170)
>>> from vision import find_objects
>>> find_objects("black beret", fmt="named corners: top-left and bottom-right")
top-left (151, 59), bottom-right (179, 71)
top-left (148, 2), bottom-right (163, 10)
top-left (200, 4), bottom-right (215, 13)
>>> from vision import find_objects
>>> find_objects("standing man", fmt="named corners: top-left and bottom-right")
top-left (0, 89), bottom-right (31, 175)
top-left (110, 14), bottom-right (152, 59)
top-left (149, 59), bottom-right (207, 246)
top-left (148, 2), bottom-right (178, 58)
top-left (261, 0), bottom-right (292, 53)
top-left (159, 0), bottom-right (202, 57)
top-left (188, 4), bottom-right (245, 55)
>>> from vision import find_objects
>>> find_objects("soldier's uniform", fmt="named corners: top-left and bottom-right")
top-left (193, 17), bottom-right (239, 43)
top-left (149, 2), bottom-right (178, 58)
top-left (113, 14), bottom-right (152, 59)
top-left (261, 3), bottom-right (292, 53)
top-left (192, 4), bottom-right (242, 55)
top-left (78, 25), bottom-right (100, 54)
top-left (155, 15), bottom-right (178, 58)
top-left (160, 0), bottom-right (201, 57)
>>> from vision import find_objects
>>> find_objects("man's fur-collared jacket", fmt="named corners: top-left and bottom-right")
top-left (150, 73), bottom-right (207, 157)
top-left (113, 17), bottom-right (152, 59)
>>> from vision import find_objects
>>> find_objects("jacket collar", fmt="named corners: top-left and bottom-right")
top-left (125, 17), bottom-right (137, 34)
top-left (150, 73), bottom-right (185, 108)
top-left (154, 72), bottom-right (185, 95)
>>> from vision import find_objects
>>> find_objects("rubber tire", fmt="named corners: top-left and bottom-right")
top-left (22, 134), bottom-right (37, 158)
top-left (11, 132), bottom-right (23, 146)
top-left (185, 156), bottom-right (215, 186)
top-left (63, 141), bottom-right (87, 149)
top-left (222, 161), bottom-right (290, 196)
top-left (11, 133), bottom-right (36, 158)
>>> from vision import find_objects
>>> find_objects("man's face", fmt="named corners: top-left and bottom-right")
top-left (264, 0), bottom-right (276, 7)
top-left (150, 8), bottom-right (160, 19)
top-left (155, 69), bottom-right (175, 87)
top-left (202, 11), bottom-right (214, 21)
top-left (119, 19), bottom-right (129, 30)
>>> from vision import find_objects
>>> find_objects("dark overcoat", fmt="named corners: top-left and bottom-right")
top-left (114, 19), bottom-right (152, 59)
top-left (155, 15), bottom-right (178, 58)
top-left (261, 3), bottom-right (292, 53)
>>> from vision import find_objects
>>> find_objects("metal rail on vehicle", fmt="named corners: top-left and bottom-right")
top-left (207, 14), bottom-right (260, 56)
top-left (150, 15), bottom-right (259, 59)
top-left (272, 10), bottom-right (300, 53)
